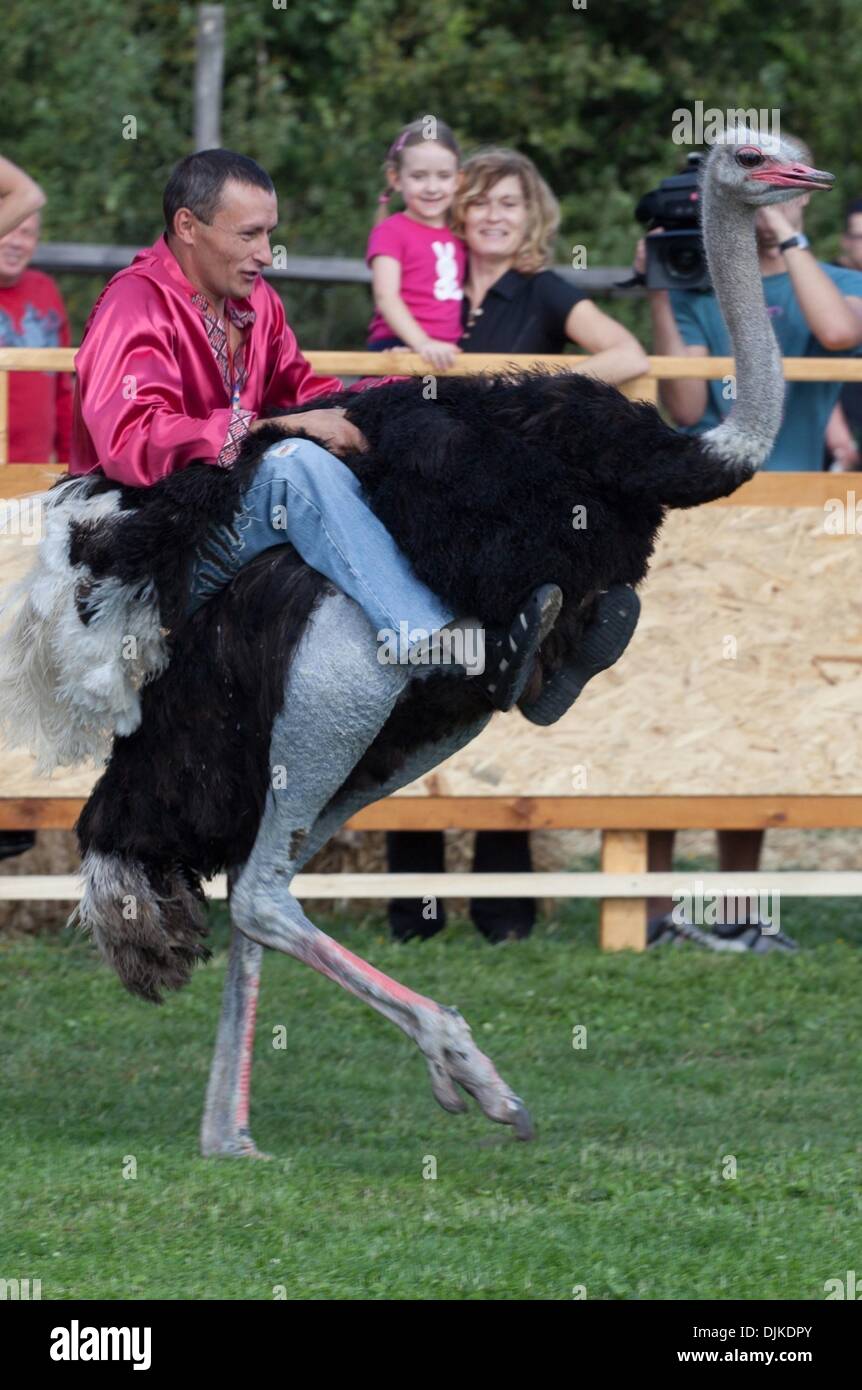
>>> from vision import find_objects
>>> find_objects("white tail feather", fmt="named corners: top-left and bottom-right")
top-left (0, 477), bottom-right (170, 773)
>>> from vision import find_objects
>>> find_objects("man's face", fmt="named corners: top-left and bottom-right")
top-left (842, 212), bottom-right (862, 270)
top-left (0, 213), bottom-right (40, 288)
top-left (172, 179), bottom-right (278, 302)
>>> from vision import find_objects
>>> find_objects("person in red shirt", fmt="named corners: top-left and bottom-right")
top-left (0, 155), bottom-right (48, 863)
top-left (0, 210), bottom-right (72, 463)
top-left (70, 148), bottom-right (558, 713)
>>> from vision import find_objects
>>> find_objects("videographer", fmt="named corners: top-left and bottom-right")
top-left (634, 138), bottom-right (862, 470)
top-left (634, 135), bottom-right (862, 952)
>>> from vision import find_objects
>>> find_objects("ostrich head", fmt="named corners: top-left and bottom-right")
top-left (704, 126), bottom-right (834, 205)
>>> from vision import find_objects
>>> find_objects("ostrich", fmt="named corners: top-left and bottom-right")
top-left (0, 131), bottom-right (832, 1155)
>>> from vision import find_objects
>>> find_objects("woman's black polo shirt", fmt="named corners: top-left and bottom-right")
top-left (459, 268), bottom-right (587, 354)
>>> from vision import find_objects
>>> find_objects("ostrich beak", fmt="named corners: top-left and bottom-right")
top-left (749, 162), bottom-right (835, 192)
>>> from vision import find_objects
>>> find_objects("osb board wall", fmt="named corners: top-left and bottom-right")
top-left (406, 503), bottom-right (862, 798)
top-left (0, 503), bottom-right (860, 801)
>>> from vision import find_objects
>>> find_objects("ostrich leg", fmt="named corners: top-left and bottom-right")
top-left (229, 602), bottom-right (532, 1143)
top-left (200, 870), bottom-right (267, 1158)
top-left (202, 707), bottom-right (496, 1157)
top-left (294, 722), bottom-right (492, 870)
top-left (200, 590), bottom-right (409, 1158)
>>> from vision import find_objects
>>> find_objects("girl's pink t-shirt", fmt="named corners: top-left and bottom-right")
top-left (366, 211), bottom-right (466, 344)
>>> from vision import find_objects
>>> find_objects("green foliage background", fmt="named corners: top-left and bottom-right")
top-left (3, 0), bottom-right (862, 343)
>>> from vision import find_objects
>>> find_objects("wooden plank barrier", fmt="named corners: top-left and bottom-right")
top-left (2, 348), bottom-right (862, 947)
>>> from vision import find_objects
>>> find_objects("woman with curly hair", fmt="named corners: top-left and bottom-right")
top-left (453, 147), bottom-right (646, 375)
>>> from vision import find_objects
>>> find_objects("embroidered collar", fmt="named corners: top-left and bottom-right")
top-left (191, 291), bottom-right (255, 398)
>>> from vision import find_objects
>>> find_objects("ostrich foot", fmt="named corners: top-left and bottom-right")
top-left (200, 1126), bottom-right (272, 1161)
top-left (418, 1005), bottom-right (535, 1141)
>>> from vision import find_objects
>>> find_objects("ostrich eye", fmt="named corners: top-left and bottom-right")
top-left (736, 147), bottom-right (765, 169)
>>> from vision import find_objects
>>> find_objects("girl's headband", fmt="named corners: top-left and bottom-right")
top-left (387, 129), bottom-right (411, 161)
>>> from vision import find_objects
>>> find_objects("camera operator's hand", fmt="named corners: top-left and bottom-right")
top-left (633, 237), bottom-right (648, 279)
top-left (755, 203), bottom-right (798, 260)
top-left (633, 227), bottom-right (665, 285)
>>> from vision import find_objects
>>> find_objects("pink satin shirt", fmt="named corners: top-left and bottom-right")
top-left (70, 234), bottom-right (355, 488)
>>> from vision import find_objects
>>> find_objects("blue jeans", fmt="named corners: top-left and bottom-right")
top-left (185, 437), bottom-right (454, 636)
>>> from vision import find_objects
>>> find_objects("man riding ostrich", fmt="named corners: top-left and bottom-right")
top-left (0, 132), bottom-right (833, 1155)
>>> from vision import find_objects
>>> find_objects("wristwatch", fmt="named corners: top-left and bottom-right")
top-left (778, 233), bottom-right (810, 253)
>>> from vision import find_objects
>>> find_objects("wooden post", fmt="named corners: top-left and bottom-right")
top-left (599, 829), bottom-right (648, 951)
top-left (0, 370), bottom-right (8, 465)
top-left (194, 5), bottom-right (225, 151)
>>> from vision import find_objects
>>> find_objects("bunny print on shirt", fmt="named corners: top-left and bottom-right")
top-left (432, 241), bottom-right (463, 301)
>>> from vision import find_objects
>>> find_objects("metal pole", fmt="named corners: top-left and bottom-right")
top-left (193, 4), bottom-right (225, 151)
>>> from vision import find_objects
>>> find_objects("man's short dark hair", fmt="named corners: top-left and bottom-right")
top-left (163, 149), bottom-right (275, 236)
top-left (846, 198), bottom-right (862, 229)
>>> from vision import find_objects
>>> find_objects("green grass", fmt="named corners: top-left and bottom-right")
top-left (2, 882), bottom-right (861, 1300)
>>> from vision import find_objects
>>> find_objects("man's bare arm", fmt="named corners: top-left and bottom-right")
top-left (633, 232), bottom-right (708, 425)
top-left (649, 293), bottom-right (709, 425)
top-left (0, 155), bottom-right (45, 238)
top-left (759, 205), bottom-right (862, 350)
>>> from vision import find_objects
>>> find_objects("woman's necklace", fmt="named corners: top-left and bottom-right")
top-left (462, 287), bottom-right (484, 341)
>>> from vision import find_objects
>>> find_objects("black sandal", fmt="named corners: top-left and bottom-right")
top-left (475, 584), bottom-right (562, 712)
top-left (519, 584), bottom-right (641, 726)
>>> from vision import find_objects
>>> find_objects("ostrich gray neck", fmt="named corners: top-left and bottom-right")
top-left (699, 183), bottom-right (784, 469)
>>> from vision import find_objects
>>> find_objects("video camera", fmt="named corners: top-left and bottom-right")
top-left (635, 153), bottom-right (711, 291)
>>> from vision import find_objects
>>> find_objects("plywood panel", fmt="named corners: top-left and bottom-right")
top-left (401, 504), bottom-right (862, 798)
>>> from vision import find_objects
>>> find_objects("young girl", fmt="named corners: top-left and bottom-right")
top-left (366, 119), bottom-right (465, 371)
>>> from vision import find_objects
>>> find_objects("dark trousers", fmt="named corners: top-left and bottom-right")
top-left (386, 830), bottom-right (536, 941)
top-left (368, 336), bottom-right (407, 350)
top-left (0, 830), bottom-right (36, 860)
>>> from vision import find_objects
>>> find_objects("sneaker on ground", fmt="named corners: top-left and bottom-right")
top-left (647, 913), bottom-right (750, 952)
top-left (713, 921), bottom-right (799, 953)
